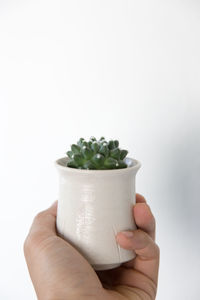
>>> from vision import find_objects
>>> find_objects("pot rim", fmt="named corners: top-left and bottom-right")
top-left (55, 157), bottom-right (141, 174)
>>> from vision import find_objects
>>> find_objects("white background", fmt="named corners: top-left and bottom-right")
top-left (0, 1), bottom-right (200, 299)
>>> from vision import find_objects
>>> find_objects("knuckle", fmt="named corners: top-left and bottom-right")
top-left (137, 228), bottom-right (148, 237)
top-left (34, 210), bottom-right (46, 221)
top-left (23, 234), bottom-right (32, 255)
top-left (23, 231), bottom-right (43, 255)
top-left (23, 210), bottom-right (49, 256)
top-left (135, 229), bottom-right (150, 245)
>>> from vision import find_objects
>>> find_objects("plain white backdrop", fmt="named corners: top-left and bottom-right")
top-left (0, 0), bottom-right (200, 299)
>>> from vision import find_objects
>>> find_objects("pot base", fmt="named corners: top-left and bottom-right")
top-left (92, 263), bottom-right (121, 271)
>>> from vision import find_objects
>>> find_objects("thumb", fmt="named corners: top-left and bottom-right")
top-left (116, 229), bottom-right (159, 283)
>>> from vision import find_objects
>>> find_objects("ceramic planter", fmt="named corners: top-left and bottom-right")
top-left (55, 157), bottom-right (141, 271)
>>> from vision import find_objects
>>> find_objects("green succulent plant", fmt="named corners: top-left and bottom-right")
top-left (66, 137), bottom-right (128, 170)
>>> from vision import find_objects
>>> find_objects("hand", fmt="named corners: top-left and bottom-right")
top-left (24, 194), bottom-right (159, 300)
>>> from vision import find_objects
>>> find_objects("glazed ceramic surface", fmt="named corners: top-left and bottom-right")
top-left (55, 157), bottom-right (141, 270)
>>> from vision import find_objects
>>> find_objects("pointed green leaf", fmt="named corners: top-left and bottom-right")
top-left (67, 160), bottom-right (78, 168)
top-left (110, 148), bottom-right (120, 160)
top-left (82, 141), bottom-right (88, 147)
top-left (71, 144), bottom-right (81, 154)
top-left (113, 140), bottom-right (119, 148)
top-left (92, 153), bottom-right (104, 168)
top-left (66, 151), bottom-right (74, 159)
top-left (117, 160), bottom-right (127, 169)
top-left (73, 154), bottom-right (84, 166)
top-left (82, 147), bottom-right (93, 160)
top-left (108, 140), bottom-right (115, 150)
top-left (91, 141), bottom-right (99, 153)
top-left (99, 145), bottom-right (109, 157)
top-left (77, 138), bottom-right (85, 147)
top-left (104, 157), bottom-right (118, 169)
top-left (83, 161), bottom-right (96, 170)
top-left (88, 141), bottom-right (92, 148)
top-left (120, 150), bottom-right (128, 160)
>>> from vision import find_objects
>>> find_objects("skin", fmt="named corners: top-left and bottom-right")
top-left (24, 194), bottom-right (160, 300)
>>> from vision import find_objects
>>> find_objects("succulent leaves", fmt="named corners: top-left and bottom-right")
top-left (66, 137), bottom-right (128, 170)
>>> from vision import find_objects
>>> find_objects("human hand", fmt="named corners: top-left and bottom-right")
top-left (24, 194), bottom-right (159, 300)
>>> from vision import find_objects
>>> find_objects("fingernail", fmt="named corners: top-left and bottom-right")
top-left (121, 231), bottom-right (134, 238)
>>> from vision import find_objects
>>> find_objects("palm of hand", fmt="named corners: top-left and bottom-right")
top-left (96, 261), bottom-right (157, 300)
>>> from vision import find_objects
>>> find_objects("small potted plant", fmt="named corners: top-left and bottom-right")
top-left (55, 137), bottom-right (141, 270)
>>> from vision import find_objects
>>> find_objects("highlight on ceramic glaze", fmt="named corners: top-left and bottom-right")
top-left (66, 136), bottom-right (128, 170)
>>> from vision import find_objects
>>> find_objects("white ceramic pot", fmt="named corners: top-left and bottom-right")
top-left (55, 157), bottom-right (141, 271)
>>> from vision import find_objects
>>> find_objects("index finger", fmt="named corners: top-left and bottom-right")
top-left (24, 201), bottom-right (58, 249)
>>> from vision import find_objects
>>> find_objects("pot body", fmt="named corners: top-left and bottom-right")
top-left (55, 157), bottom-right (141, 271)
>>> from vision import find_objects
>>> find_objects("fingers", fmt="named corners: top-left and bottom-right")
top-left (116, 230), bottom-right (159, 260)
top-left (116, 229), bottom-right (159, 283)
top-left (115, 194), bottom-right (159, 284)
top-left (133, 202), bottom-right (156, 241)
top-left (31, 201), bottom-right (58, 234)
